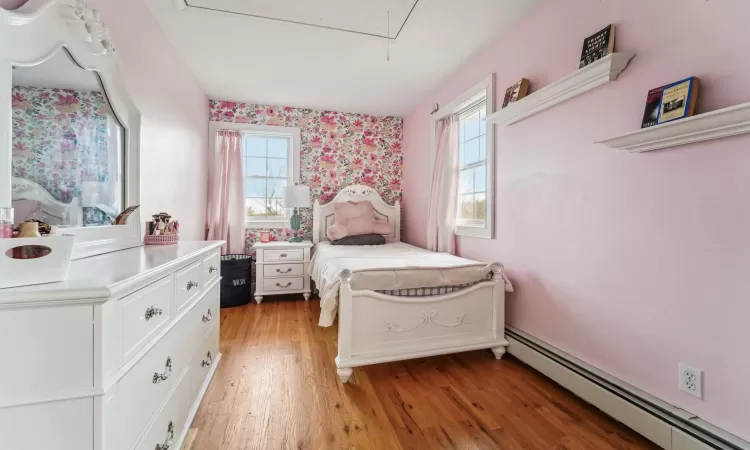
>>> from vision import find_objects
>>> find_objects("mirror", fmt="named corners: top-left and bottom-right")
top-left (11, 48), bottom-right (124, 228)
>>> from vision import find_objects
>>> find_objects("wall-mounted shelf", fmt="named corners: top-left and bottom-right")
top-left (595, 102), bottom-right (750, 152)
top-left (488, 53), bottom-right (635, 126)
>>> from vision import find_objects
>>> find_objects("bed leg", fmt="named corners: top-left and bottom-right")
top-left (491, 345), bottom-right (507, 360)
top-left (337, 367), bottom-right (353, 383)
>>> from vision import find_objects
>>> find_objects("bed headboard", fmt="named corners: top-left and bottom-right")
top-left (312, 184), bottom-right (401, 244)
top-left (12, 176), bottom-right (70, 224)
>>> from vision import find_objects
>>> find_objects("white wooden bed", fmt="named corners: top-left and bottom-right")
top-left (311, 185), bottom-right (511, 383)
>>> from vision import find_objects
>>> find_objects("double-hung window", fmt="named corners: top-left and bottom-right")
top-left (209, 122), bottom-right (301, 228)
top-left (429, 74), bottom-right (494, 239)
top-left (458, 101), bottom-right (488, 228)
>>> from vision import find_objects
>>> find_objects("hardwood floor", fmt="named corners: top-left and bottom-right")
top-left (185, 296), bottom-right (657, 450)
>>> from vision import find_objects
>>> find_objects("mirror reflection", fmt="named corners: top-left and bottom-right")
top-left (11, 48), bottom-right (123, 227)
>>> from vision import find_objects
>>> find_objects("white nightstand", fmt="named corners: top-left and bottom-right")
top-left (252, 240), bottom-right (313, 304)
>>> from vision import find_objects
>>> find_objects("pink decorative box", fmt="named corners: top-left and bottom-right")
top-left (144, 234), bottom-right (179, 245)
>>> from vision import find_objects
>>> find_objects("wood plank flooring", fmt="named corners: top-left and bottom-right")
top-left (185, 296), bottom-right (657, 450)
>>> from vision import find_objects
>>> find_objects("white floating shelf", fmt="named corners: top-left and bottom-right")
top-left (488, 53), bottom-right (635, 126)
top-left (596, 102), bottom-right (750, 152)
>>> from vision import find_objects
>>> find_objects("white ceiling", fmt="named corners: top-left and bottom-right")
top-left (146, 0), bottom-right (542, 117)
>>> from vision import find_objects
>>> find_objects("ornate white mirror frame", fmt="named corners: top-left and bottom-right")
top-left (0, 0), bottom-right (142, 259)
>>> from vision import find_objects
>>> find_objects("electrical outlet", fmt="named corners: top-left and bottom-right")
top-left (679, 363), bottom-right (703, 399)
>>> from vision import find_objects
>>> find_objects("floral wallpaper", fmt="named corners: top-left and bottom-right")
top-left (12, 86), bottom-right (110, 205)
top-left (209, 101), bottom-right (404, 253)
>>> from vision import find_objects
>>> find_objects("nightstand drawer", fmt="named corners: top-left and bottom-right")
top-left (263, 277), bottom-right (304, 292)
top-left (263, 249), bottom-right (304, 262)
top-left (263, 263), bottom-right (304, 278)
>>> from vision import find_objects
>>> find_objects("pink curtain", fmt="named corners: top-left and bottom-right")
top-left (206, 130), bottom-right (245, 254)
top-left (426, 116), bottom-right (459, 254)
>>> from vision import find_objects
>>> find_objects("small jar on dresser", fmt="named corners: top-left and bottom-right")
top-left (253, 240), bottom-right (313, 303)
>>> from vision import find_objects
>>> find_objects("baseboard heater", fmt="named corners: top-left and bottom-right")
top-left (506, 327), bottom-right (749, 450)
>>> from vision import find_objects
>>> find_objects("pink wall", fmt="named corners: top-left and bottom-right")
top-left (403, 0), bottom-right (750, 441)
top-left (2, 0), bottom-right (210, 239)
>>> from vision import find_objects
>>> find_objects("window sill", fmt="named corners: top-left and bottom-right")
top-left (455, 226), bottom-right (492, 239)
top-left (246, 219), bottom-right (290, 229)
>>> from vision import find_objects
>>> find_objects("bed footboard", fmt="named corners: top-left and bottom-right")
top-left (335, 265), bottom-right (509, 383)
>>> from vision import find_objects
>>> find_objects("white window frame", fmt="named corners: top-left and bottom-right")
top-left (209, 121), bottom-right (301, 229)
top-left (429, 74), bottom-right (495, 239)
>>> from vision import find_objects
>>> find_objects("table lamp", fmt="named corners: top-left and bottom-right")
top-left (283, 184), bottom-right (310, 242)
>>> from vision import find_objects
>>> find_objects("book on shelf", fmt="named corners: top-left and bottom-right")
top-left (579, 24), bottom-right (615, 69)
top-left (502, 78), bottom-right (530, 108)
top-left (657, 77), bottom-right (700, 125)
top-left (641, 84), bottom-right (669, 128)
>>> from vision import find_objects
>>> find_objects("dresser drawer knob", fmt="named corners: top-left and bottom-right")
top-left (144, 306), bottom-right (163, 321)
top-left (275, 281), bottom-right (293, 288)
top-left (202, 351), bottom-right (213, 367)
top-left (276, 267), bottom-right (293, 274)
top-left (152, 357), bottom-right (172, 384)
top-left (279, 253), bottom-right (288, 258)
top-left (186, 280), bottom-right (198, 291)
top-left (208, 266), bottom-right (218, 274)
top-left (202, 309), bottom-right (212, 323)
top-left (155, 421), bottom-right (174, 450)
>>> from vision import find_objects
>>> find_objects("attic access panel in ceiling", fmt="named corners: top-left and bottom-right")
top-left (182, 0), bottom-right (419, 39)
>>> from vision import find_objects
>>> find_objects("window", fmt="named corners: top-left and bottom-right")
top-left (429, 74), bottom-right (494, 239)
top-left (458, 102), bottom-right (487, 227)
top-left (243, 133), bottom-right (291, 220)
top-left (209, 122), bottom-right (301, 228)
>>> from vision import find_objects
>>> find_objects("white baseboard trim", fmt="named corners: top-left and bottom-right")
top-left (506, 327), bottom-right (748, 450)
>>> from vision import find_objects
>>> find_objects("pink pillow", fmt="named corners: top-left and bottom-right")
top-left (326, 201), bottom-right (392, 241)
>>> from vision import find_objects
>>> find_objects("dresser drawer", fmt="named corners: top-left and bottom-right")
top-left (175, 260), bottom-right (202, 312)
top-left (120, 275), bottom-right (173, 361)
top-left (0, 305), bottom-right (93, 405)
top-left (0, 397), bottom-right (93, 450)
top-left (202, 251), bottom-right (220, 287)
top-left (263, 248), bottom-right (304, 262)
top-left (134, 366), bottom-right (194, 450)
top-left (193, 283), bottom-right (219, 342)
top-left (263, 276), bottom-right (304, 292)
top-left (188, 322), bottom-right (219, 402)
top-left (117, 285), bottom-right (218, 449)
top-left (263, 263), bottom-right (303, 278)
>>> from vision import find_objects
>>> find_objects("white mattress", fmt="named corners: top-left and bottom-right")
top-left (310, 242), bottom-right (496, 327)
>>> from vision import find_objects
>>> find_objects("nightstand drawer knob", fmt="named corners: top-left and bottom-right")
top-left (280, 253), bottom-right (288, 258)
top-left (276, 281), bottom-right (292, 288)
top-left (276, 267), bottom-right (292, 273)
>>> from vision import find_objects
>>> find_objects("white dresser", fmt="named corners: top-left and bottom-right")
top-left (252, 241), bottom-right (313, 303)
top-left (0, 241), bottom-right (224, 450)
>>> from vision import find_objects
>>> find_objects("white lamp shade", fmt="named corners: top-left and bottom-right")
top-left (284, 185), bottom-right (311, 208)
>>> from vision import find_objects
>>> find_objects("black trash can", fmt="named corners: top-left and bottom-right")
top-left (220, 254), bottom-right (253, 308)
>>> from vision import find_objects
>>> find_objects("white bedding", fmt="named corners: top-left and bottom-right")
top-left (310, 242), bottom-right (506, 327)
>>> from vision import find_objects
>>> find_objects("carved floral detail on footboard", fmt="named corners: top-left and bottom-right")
top-left (383, 310), bottom-right (469, 333)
